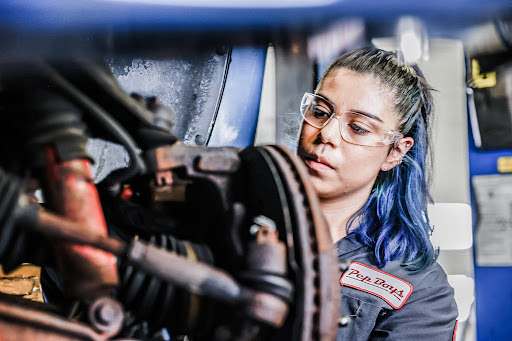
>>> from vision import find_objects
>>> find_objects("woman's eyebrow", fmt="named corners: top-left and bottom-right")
top-left (347, 110), bottom-right (384, 123)
top-left (316, 91), bottom-right (384, 123)
top-left (314, 92), bottom-right (336, 108)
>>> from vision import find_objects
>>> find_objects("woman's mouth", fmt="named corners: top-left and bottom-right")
top-left (302, 154), bottom-right (335, 172)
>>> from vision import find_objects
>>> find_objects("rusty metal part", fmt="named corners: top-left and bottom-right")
top-left (87, 297), bottom-right (124, 338)
top-left (237, 145), bottom-right (340, 341)
top-left (262, 145), bottom-right (340, 341)
top-left (41, 149), bottom-right (119, 300)
top-left (37, 209), bottom-right (254, 310)
top-left (155, 170), bottom-right (174, 187)
top-left (125, 238), bottom-right (291, 328)
top-left (246, 225), bottom-right (287, 276)
top-left (241, 221), bottom-right (291, 328)
top-left (146, 143), bottom-right (240, 209)
top-left (0, 296), bottom-right (106, 341)
top-left (245, 292), bottom-right (289, 328)
top-left (36, 210), bottom-right (126, 256)
top-left (126, 240), bottom-right (246, 305)
top-left (37, 205), bottom-right (293, 332)
top-left (27, 141), bottom-right (337, 340)
top-left (241, 220), bottom-right (293, 306)
top-left (151, 144), bottom-right (240, 174)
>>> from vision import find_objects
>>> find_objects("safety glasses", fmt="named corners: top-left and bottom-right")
top-left (300, 92), bottom-right (403, 147)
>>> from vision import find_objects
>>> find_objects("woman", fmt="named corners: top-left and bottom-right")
top-left (297, 47), bottom-right (458, 340)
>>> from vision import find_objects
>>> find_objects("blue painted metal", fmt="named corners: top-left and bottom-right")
top-left (0, 0), bottom-right (510, 32)
top-left (468, 118), bottom-right (512, 340)
top-left (208, 46), bottom-right (267, 148)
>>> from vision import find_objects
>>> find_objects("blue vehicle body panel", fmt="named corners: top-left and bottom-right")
top-left (208, 47), bottom-right (267, 148)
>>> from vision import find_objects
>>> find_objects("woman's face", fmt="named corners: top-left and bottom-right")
top-left (297, 68), bottom-right (409, 203)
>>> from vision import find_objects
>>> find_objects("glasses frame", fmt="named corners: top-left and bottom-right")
top-left (300, 92), bottom-right (404, 147)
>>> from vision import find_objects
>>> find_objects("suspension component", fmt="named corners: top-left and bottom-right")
top-left (239, 216), bottom-right (293, 327)
top-left (240, 216), bottom-right (293, 326)
top-left (118, 233), bottom-right (214, 334)
top-left (20, 88), bottom-right (120, 301)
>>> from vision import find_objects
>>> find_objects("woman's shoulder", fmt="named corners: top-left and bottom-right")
top-left (382, 257), bottom-right (450, 288)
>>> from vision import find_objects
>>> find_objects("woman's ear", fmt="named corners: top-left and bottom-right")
top-left (380, 137), bottom-right (414, 172)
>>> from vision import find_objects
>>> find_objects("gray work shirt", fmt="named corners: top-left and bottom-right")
top-left (336, 235), bottom-right (459, 341)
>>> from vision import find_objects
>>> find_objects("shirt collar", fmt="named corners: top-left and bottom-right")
top-left (335, 233), bottom-right (366, 257)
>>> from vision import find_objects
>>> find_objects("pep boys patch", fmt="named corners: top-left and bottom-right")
top-left (340, 262), bottom-right (413, 309)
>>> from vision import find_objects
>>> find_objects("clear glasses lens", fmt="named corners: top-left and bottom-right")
top-left (300, 93), bottom-right (402, 147)
top-left (300, 93), bottom-right (334, 128)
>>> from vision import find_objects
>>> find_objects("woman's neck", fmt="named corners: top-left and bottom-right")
top-left (320, 192), bottom-right (369, 243)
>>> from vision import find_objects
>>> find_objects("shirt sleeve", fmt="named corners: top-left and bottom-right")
top-left (370, 281), bottom-right (459, 341)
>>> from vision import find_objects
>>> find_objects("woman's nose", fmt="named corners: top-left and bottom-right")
top-left (318, 117), bottom-right (341, 147)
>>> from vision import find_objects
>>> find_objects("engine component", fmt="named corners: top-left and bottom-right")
top-left (0, 59), bottom-right (340, 341)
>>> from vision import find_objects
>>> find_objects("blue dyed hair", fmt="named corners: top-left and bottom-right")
top-left (322, 47), bottom-right (436, 272)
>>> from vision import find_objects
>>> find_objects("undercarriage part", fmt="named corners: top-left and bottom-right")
top-left (87, 296), bottom-right (125, 338)
top-left (236, 145), bottom-right (340, 341)
top-left (264, 145), bottom-right (340, 341)
top-left (0, 58), bottom-right (340, 341)
top-left (22, 91), bottom-right (118, 301)
top-left (32, 61), bottom-right (148, 185)
top-left (146, 143), bottom-right (241, 212)
top-left (41, 151), bottom-right (119, 300)
top-left (0, 139), bottom-right (339, 341)
top-left (0, 295), bottom-right (106, 341)
top-left (239, 223), bottom-right (293, 303)
top-left (33, 209), bottom-right (292, 335)
top-left (117, 233), bottom-right (214, 334)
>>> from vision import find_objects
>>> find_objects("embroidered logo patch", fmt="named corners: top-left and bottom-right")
top-left (340, 262), bottom-right (413, 309)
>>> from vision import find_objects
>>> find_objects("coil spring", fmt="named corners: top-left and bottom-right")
top-left (117, 233), bottom-right (214, 333)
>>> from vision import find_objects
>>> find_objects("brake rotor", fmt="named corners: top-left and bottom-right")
top-left (237, 145), bottom-right (340, 341)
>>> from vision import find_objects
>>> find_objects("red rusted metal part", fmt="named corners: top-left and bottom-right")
top-left (41, 146), bottom-right (118, 300)
top-left (36, 210), bottom-right (126, 256)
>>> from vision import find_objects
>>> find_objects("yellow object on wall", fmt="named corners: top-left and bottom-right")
top-left (497, 156), bottom-right (512, 173)
top-left (471, 59), bottom-right (496, 88)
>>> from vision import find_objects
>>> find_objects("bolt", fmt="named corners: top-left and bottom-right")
top-left (95, 302), bottom-right (117, 325)
top-left (195, 134), bottom-right (206, 145)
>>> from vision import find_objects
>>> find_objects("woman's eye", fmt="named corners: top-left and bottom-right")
top-left (312, 108), bottom-right (331, 119)
top-left (348, 123), bottom-right (370, 134)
